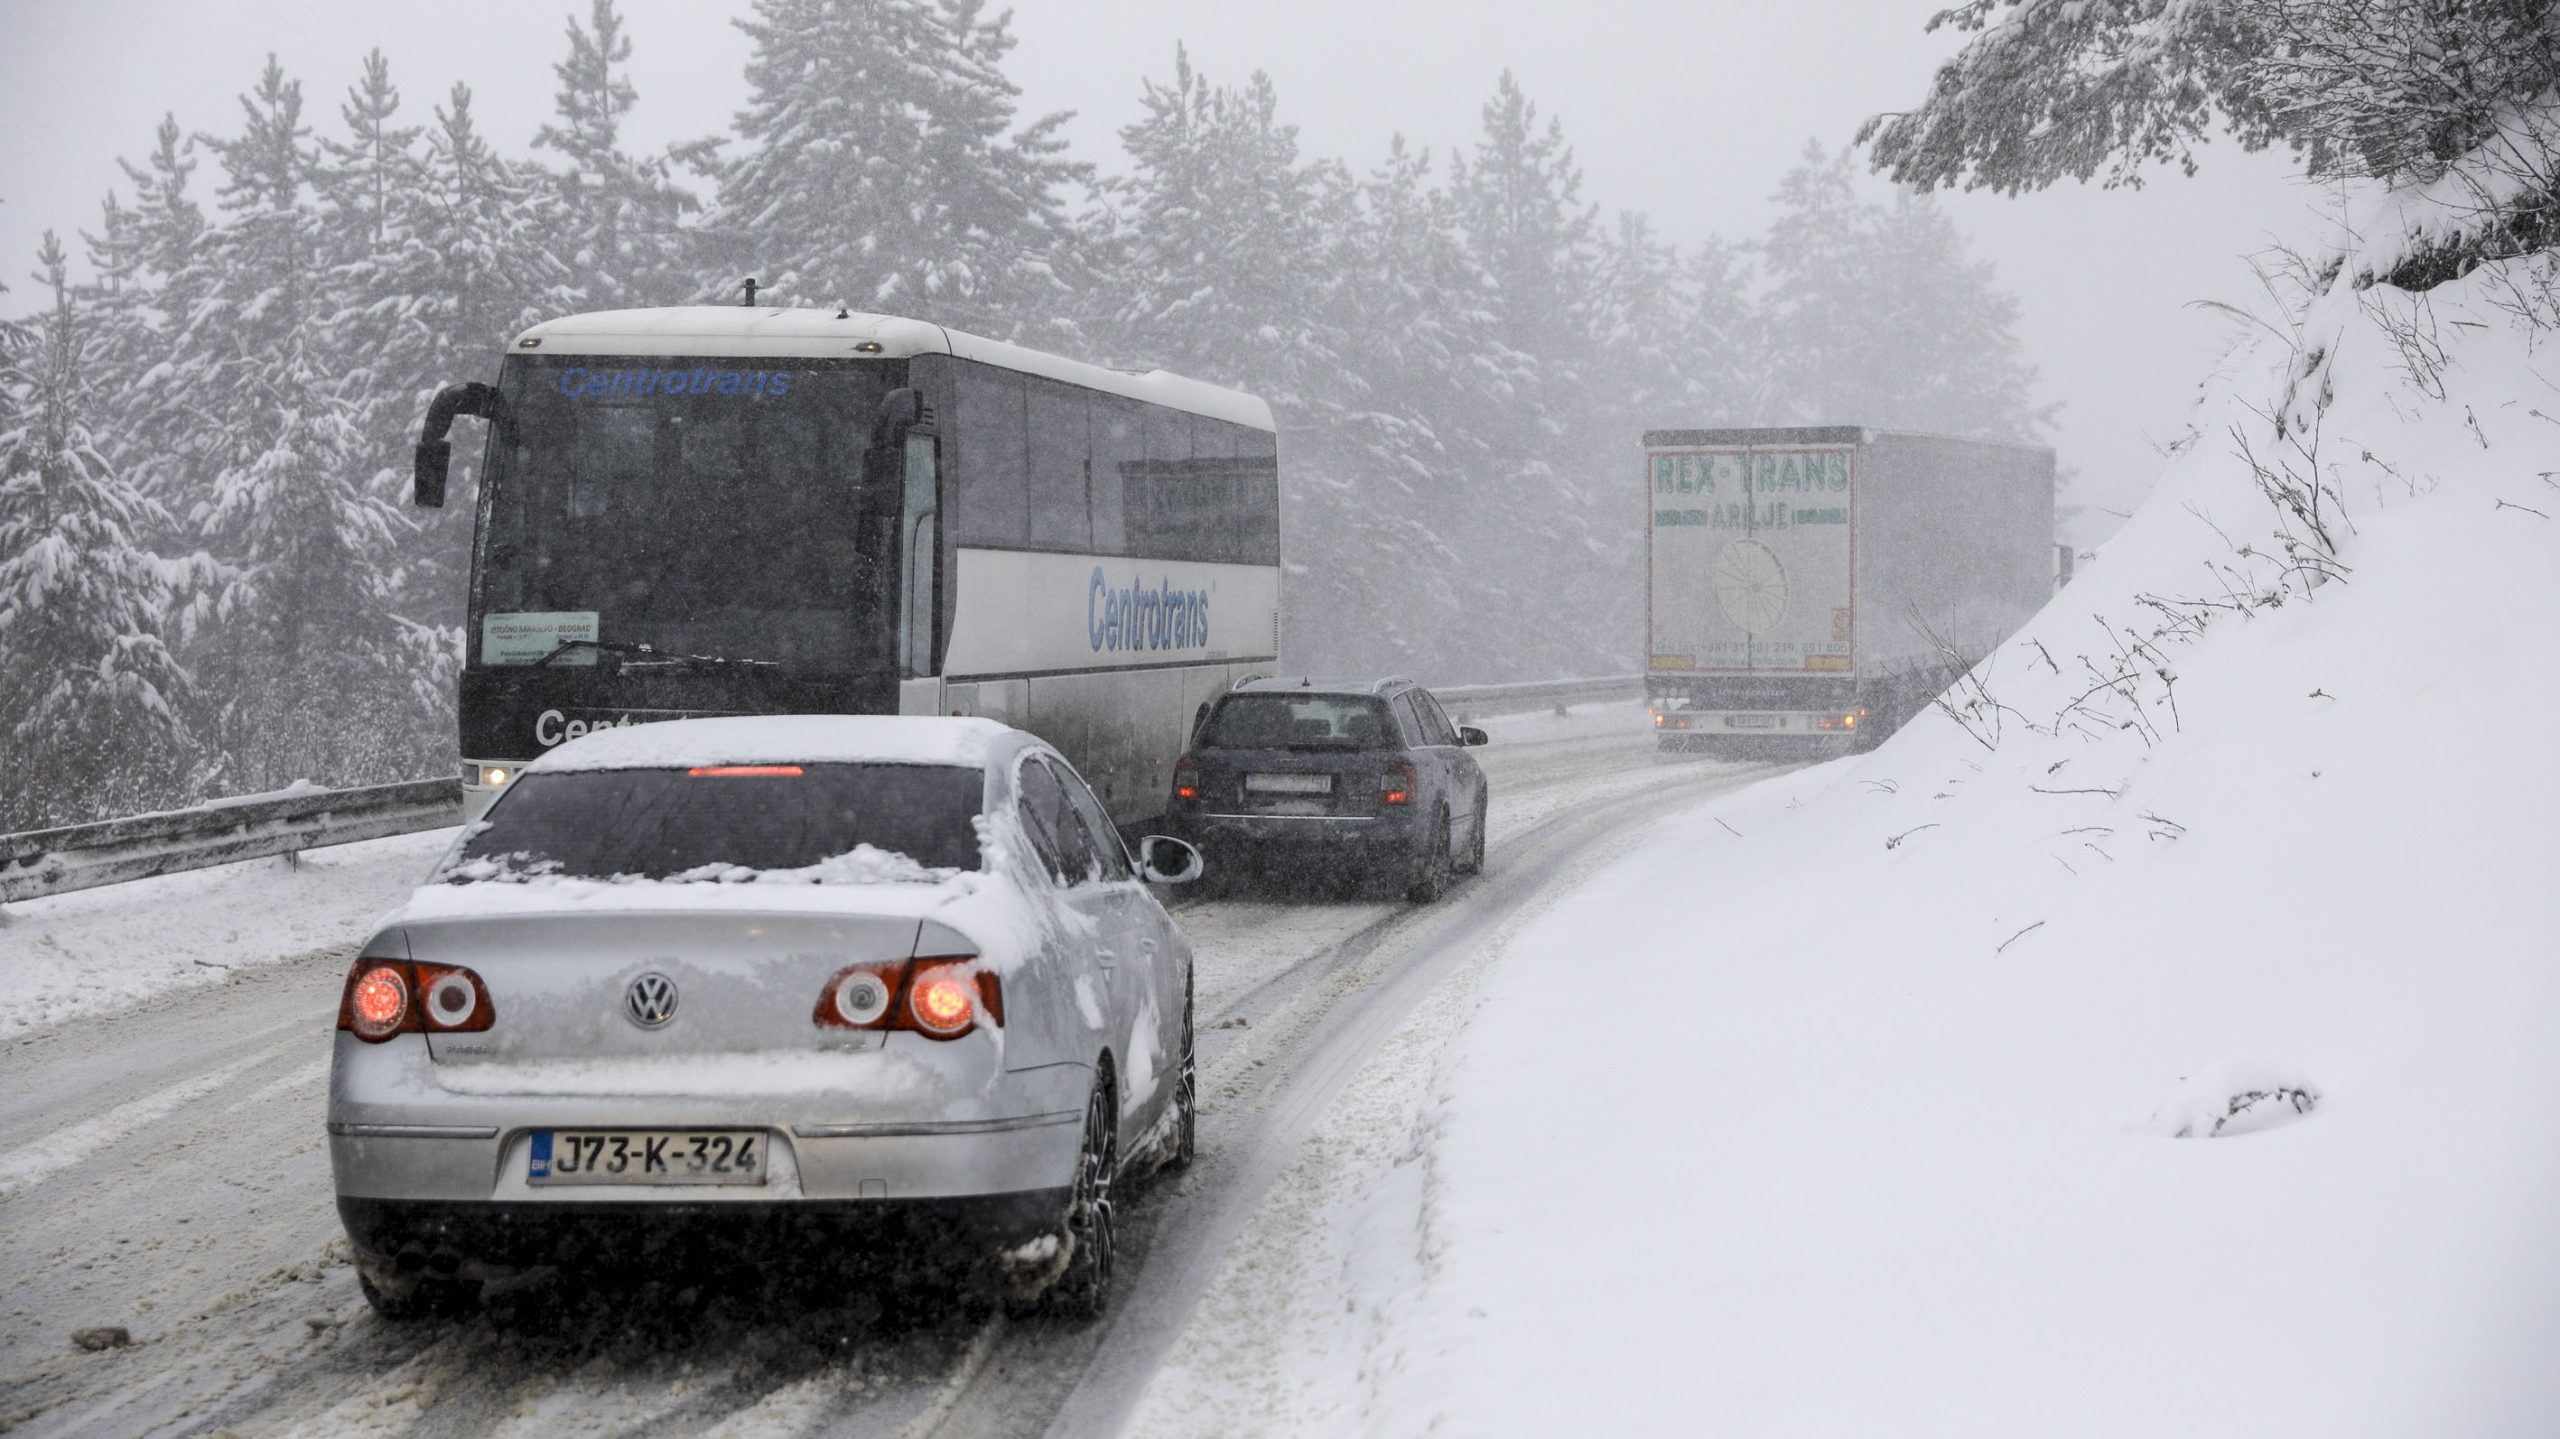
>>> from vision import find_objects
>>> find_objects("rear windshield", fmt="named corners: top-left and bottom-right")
top-left (445, 763), bottom-right (984, 882)
top-left (1199, 694), bottom-right (1396, 750)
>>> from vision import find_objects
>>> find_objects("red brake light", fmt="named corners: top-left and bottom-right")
top-left (340, 959), bottom-right (493, 1041)
top-left (1380, 760), bottom-right (1416, 806)
top-left (347, 964), bottom-right (409, 1041)
top-left (688, 765), bottom-right (804, 777)
top-left (814, 957), bottom-right (997, 1039)
top-left (910, 974), bottom-right (975, 1036)
top-left (1173, 756), bottom-right (1200, 802)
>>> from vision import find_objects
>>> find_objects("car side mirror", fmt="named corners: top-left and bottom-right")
top-left (1137, 835), bottom-right (1204, 884)
top-left (1458, 726), bottom-right (1490, 747)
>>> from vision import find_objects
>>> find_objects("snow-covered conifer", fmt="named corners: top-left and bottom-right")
top-left (168, 59), bottom-right (427, 792)
top-left (714, 0), bottom-right (1086, 333)
top-left (0, 235), bottom-right (194, 828)
top-left (534, 0), bottom-right (699, 309)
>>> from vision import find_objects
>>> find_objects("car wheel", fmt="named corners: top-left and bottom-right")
top-left (1050, 1069), bottom-right (1119, 1319)
top-left (1406, 807), bottom-right (1452, 904)
top-left (358, 1270), bottom-right (479, 1322)
top-left (1169, 984), bottom-right (1197, 1170)
top-left (1460, 790), bottom-right (1488, 874)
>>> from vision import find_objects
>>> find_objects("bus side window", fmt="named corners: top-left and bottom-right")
top-left (950, 363), bottom-right (1027, 548)
top-left (1027, 378), bottom-right (1091, 552)
top-left (1140, 407), bottom-right (1194, 555)
top-left (901, 434), bottom-right (939, 677)
top-left (1235, 426), bottom-right (1280, 567)
top-left (1091, 396), bottom-right (1137, 555)
top-left (1190, 416), bottom-right (1240, 563)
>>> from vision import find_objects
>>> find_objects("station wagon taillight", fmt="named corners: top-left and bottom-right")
top-left (337, 958), bottom-right (495, 1042)
top-left (815, 956), bottom-right (1001, 1040)
top-left (1173, 756), bottom-right (1201, 802)
top-left (1380, 759), bottom-right (1417, 806)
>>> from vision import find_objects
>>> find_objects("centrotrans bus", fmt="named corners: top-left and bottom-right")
top-left (413, 306), bottom-right (1281, 825)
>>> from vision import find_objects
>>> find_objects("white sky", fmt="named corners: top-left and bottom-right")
top-left (0, 0), bottom-right (2330, 537)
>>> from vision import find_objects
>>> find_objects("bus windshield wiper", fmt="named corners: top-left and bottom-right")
top-left (532, 638), bottom-right (780, 671)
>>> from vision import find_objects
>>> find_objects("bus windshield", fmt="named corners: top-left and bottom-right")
top-left (471, 357), bottom-right (901, 672)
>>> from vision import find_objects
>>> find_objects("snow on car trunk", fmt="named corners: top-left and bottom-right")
top-left (404, 908), bottom-right (926, 1068)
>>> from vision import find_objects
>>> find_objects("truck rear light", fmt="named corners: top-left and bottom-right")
top-left (814, 956), bottom-right (998, 1038)
top-left (1380, 760), bottom-right (1416, 806)
top-left (1173, 756), bottom-right (1200, 802)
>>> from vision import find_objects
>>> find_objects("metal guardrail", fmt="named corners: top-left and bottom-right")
top-left (1432, 674), bottom-right (1642, 720)
top-left (0, 779), bottom-right (463, 905)
top-left (0, 676), bottom-right (1639, 907)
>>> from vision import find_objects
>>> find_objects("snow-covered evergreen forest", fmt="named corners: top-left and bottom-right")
top-left (0, 0), bottom-right (2051, 832)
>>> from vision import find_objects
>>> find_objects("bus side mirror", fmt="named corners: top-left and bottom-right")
top-left (414, 438), bottom-right (451, 508)
top-left (872, 387), bottom-right (927, 449)
top-left (415, 381), bottom-right (503, 509)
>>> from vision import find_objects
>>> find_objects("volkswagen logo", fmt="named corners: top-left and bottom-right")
top-left (624, 972), bottom-right (679, 1029)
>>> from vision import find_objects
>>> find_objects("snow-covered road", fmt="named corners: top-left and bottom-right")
top-left (0, 703), bottom-right (1795, 1437)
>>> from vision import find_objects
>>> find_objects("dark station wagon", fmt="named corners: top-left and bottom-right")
top-left (1166, 678), bottom-right (1489, 901)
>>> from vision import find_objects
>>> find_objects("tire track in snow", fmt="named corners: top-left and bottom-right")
top-left (0, 1032), bottom-right (302, 1201)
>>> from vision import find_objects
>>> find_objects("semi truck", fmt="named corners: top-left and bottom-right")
top-left (1643, 426), bottom-right (2055, 749)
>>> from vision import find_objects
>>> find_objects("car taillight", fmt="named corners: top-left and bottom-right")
top-left (814, 957), bottom-right (999, 1040)
top-left (910, 970), bottom-right (976, 1037)
top-left (339, 959), bottom-right (494, 1042)
top-left (345, 963), bottom-right (409, 1041)
top-left (819, 962), bottom-right (901, 1028)
top-left (1380, 759), bottom-right (1416, 806)
top-left (1173, 756), bottom-right (1201, 802)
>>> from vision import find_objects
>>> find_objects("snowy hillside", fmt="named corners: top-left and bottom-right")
top-left (1132, 255), bottom-right (2560, 1434)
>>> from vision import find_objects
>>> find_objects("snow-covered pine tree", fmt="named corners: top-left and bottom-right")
top-left (1103, 50), bottom-right (1412, 669)
top-left (171, 58), bottom-right (425, 793)
top-left (0, 234), bottom-right (194, 829)
top-left (1757, 143), bottom-right (2049, 444)
top-left (79, 117), bottom-right (209, 529)
top-left (316, 49), bottom-right (433, 507)
top-left (1103, 49), bottom-right (1339, 397)
top-left (1448, 74), bottom-right (1612, 678)
top-left (1297, 136), bottom-right (1521, 675)
top-left (714, 0), bottom-right (1086, 335)
top-left (534, 0), bottom-right (699, 310)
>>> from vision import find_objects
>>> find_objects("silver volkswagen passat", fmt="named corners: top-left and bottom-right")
top-left (328, 716), bottom-right (1203, 1319)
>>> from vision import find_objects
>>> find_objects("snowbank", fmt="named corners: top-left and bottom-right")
top-left (0, 826), bottom-right (457, 1040)
top-left (1205, 257), bottom-right (2560, 1434)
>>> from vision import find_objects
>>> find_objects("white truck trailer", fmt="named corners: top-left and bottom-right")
top-left (1644, 426), bottom-right (2056, 748)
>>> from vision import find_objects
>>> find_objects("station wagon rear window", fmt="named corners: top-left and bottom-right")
top-left (448, 763), bottom-right (984, 880)
top-left (1200, 694), bottom-right (1397, 750)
